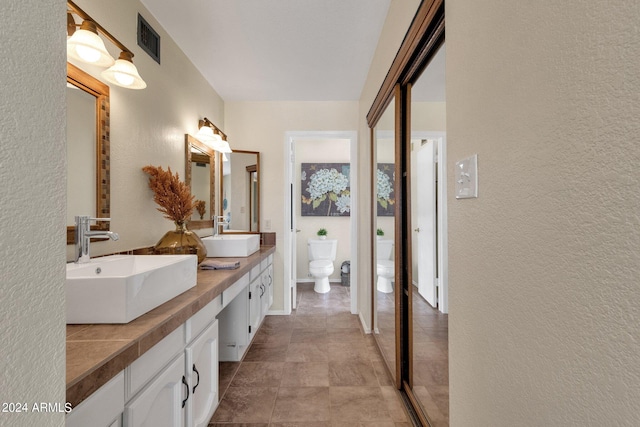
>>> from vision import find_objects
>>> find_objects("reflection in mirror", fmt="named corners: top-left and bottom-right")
top-left (373, 95), bottom-right (397, 385)
top-left (66, 62), bottom-right (110, 244)
top-left (409, 41), bottom-right (449, 423)
top-left (185, 134), bottom-right (215, 230)
top-left (219, 150), bottom-right (260, 233)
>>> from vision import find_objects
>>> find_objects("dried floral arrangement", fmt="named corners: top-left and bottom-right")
top-left (142, 165), bottom-right (195, 223)
top-left (194, 200), bottom-right (206, 220)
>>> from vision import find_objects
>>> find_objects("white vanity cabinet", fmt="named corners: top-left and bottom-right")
top-left (185, 320), bottom-right (219, 427)
top-left (66, 371), bottom-right (125, 427)
top-left (123, 296), bottom-right (221, 427)
top-left (125, 352), bottom-right (187, 427)
top-left (218, 255), bottom-right (273, 362)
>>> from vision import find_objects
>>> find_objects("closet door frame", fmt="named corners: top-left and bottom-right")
top-left (368, 1), bottom-right (445, 425)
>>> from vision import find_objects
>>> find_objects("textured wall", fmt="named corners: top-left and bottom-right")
top-left (0, 1), bottom-right (66, 426)
top-left (447, 1), bottom-right (640, 425)
top-left (66, 0), bottom-right (224, 261)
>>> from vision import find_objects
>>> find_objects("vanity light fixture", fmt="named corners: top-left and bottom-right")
top-left (67, 1), bottom-right (147, 90)
top-left (196, 118), bottom-right (232, 153)
top-left (66, 19), bottom-right (115, 67)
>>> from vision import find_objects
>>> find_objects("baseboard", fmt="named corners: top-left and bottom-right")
top-left (359, 312), bottom-right (372, 334)
top-left (266, 309), bottom-right (290, 316)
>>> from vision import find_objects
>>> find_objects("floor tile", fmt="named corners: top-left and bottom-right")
top-left (329, 386), bottom-right (392, 422)
top-left (210, 386), bottom-right (277, 423)
top-left (280, 361), bottom-right (329, 387)
top-left (328, 359), bottom-right (379, 386)
top-left (230, 361), bottom-right (284, 387)
top-left (271, 387), bottom-right (330, 422)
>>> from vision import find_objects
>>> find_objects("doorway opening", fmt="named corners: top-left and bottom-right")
top-left (283, 131), bottom-right (358, 316)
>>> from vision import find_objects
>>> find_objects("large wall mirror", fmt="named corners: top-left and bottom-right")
top-left (185, 134), bottom-right (215, 230)
top-left (373, 94), bottom-right (399, 386)
top-left (219, 150), bottom-right (260, 233)
top-left (66, 62), bottom-right (110, 244)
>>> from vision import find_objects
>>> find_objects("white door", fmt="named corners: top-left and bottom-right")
top-left (125, 353), bottom-right (186, 427)
top-left (290, 143), bottom-right (298, 309)
top-left (416, 139), bottom-right (437, 307)
top-left (186, 321), bottom-right (219, 427)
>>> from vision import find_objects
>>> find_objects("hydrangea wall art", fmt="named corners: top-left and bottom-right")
top-left (301, 163), bottom-right (350, 216)
top-left (377, 163), bottom-right (395, 216)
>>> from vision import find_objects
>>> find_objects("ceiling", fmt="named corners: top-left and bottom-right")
top-left (140, 0), bottom-right (392, 101)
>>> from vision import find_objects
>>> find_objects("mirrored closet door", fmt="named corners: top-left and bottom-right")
top-left (367, 0), bottom-right (446, 425)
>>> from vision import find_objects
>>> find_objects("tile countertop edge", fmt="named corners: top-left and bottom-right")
top-left (66, 245), bottom-right (276, 407)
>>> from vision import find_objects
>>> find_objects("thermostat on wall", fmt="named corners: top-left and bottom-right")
top-left (455, 154), bottom-right (478, 199)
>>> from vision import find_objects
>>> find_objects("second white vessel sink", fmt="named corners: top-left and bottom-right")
top-left (66, 254), bottom-right (197, 324)
top-left (202, 234), bottom-right (260, 257)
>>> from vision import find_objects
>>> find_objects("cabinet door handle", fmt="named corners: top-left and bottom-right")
top-left (269, 274), bottom-right (272, 285)
top-left (192, 364), bottom-right (200, 394)
top-left (181, 375), bottom-right (189, 408)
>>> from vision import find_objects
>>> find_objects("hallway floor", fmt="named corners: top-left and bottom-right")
top-left (209, 282), bottom-right (411, 426)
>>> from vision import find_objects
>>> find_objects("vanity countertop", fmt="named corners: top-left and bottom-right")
top-left (65, 245), bottom-right (276, 408)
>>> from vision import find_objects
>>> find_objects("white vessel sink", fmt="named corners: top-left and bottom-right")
top-left (202, 234), bottom-right (260, 258)
top-left (66, 254), bottom-right (197, 324)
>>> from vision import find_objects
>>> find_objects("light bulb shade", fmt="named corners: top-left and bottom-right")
top-left (212, 139), bottom-right (233, 154)
top-left (101, 52), bottom-right (146, 89)
top-left (67, 21), bottom-right (115, 67)
top-left (195, 125), bottom-right (217, 144)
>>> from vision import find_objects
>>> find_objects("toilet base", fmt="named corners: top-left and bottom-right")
top-left (377, 275), bottom-right (393, 293)
top-left (313, 277), bottom-right (331, 293)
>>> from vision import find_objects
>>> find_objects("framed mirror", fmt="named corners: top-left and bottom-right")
top-left (219, 150), bottom-right (260, 233)
top-left (185, 134), bottom-right (215, 230)
top-left (66, 62), bottom-right (110, 244)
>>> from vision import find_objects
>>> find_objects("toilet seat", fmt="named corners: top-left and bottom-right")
top-left (310, 260), bottom-right (333, 269)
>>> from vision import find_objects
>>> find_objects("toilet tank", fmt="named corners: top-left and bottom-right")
top-left (308, 239), bottom-right (338, 261)
top-left (377, 239), bottom-right (394, 260)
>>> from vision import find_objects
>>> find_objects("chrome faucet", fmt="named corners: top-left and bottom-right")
top-left (213, 215), bottom-right (228, 236)
top-left (74, 216), bottom-right (119, 264)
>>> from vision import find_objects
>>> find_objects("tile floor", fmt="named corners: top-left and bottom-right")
top-left (209, 283), bottom-right (411, 426)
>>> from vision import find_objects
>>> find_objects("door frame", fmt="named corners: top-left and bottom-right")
top-left (283, 131), bottom-right (358, 315)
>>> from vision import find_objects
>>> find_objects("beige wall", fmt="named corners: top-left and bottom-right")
top-left (224, 101), bottom-right (359, 311)
top-left (1, 1), bottom-right (66, 426)
top-left (447, 1), bottom-right (640, 425)
top-left (296, 139), bottom-right (351, 281)
top-left (66, 0), bottom-right (224, 261)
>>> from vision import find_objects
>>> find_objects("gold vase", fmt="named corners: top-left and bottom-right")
top-left (153, 221), bottom-right (207, 264)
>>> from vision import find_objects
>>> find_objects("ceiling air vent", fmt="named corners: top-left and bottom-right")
top-left (137, 14), bottom-right (160, 64)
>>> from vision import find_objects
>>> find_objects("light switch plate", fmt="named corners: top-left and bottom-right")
top-left (455, 154), bottom-right (478, 199)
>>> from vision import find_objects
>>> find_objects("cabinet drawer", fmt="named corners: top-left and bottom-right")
top-left (126, 327), bottom-right (184, 400)
top-left (222, 272), bottom-right (249, 307)
top-left (250, 264), bottom-right (261, 281)
top-left (185, 295), bottom-right (222, 343)
top-left (66, 371), bottom-right (124, 427)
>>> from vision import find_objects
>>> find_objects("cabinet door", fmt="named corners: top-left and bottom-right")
top-left (249, 277), bottom-right (262, 340)
top-left (186, 320), bottom-right (219, 427)
top-left (267, 264), bottom-right (274, 308)
top-left (261, 269), bottom-right (270, 319)
top-left (125, 353), bottom-right (187, 427)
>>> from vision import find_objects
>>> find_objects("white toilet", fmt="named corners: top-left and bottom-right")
top-left (308, 239), bottom-right (338, 294)
top-left (377, 238), bottom-right (394, 293)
